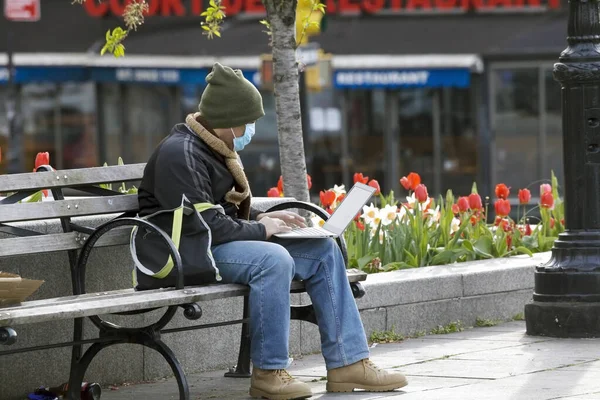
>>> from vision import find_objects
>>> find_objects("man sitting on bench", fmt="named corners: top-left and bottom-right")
top-left (135, 63), bottom-right (408, 400)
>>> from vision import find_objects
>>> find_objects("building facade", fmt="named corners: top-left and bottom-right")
top-left (0, 0), bottom-right (567, 201)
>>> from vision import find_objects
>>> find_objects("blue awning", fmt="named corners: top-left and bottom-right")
top-left (333, 69), bottom-right (471, 89)
top-left (0, 65), bottom-right (261, 86)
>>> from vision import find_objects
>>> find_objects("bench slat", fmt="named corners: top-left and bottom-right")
top-left (0, 164), bottom-right (145, 193)
top-left (0, 228), bottom-right (132, 257)
top-left (0, 271), bottom-right (367, 327)
top-left (0, 195), bottom-right (138, 224)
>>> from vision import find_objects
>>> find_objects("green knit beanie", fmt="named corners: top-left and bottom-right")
top-left (198, 63), bottom-right (265, 129)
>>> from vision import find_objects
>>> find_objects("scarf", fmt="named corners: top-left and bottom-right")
top-left (185, 112), bottom-right (252, 220)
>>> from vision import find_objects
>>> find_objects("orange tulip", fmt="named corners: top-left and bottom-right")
top-left (451, 204), bottom-right (460, 214)
top-left (353, 172), bottom-right (369, 184)
top-left (400, 172), bottom-right (421, 191)
top-left (320, 190), bottom-right (336, 208)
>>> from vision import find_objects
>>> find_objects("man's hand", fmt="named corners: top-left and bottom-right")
top-left (259, 216), bottom-right (293, 239)
top-left (256, 211), bottom-right (307, 229)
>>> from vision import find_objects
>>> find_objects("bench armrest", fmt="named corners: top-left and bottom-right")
top-left (264, 200), bottom-right (349, 266)
top-left (75, 217), bottom-right (184, 293)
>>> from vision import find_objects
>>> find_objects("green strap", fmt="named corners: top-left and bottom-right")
top-left (152, 205), bottom-right (184, 279)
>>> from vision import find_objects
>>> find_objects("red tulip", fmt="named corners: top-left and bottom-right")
top-left (356, 220), bottom-right (365, 231)
top-left (525, 224), bottom-right (532, 236)
top-left (541, 191), bottom-right (554, 209)
top-left (518, 189), bottom-right (531, 205)
top-left (34, 152), bottom-right (50, 171)
top-left (400, 172), bottom-right (421, 191)
top-left (320, 190), bottom-right (336, 208)
top-left (267, 187), bottom-right (281, 198)
top-left (337, 193), bottom-right (346, 203)
top-left (414, 184), bottom-right (428, 203)
top-left (325, 207), bottom-right (333, 215)
top-left (540, 183), bottom-right (552, 195)
top-left (471, 215), bottom-right (480, 226)
top-left (368, 179), bottom-right (381, 195)
top-left (353, 172), bottom-right (369, 184)
top-left (550, 218), bottom-right (556, 229)
top-left (495, 183), bottom-right (510, 200)
top-left (506, 234), bottom-right (513, 249)
top-left (468, 193), bottom-right (483, 210)
top-left (494, 199), bottom-right (511, 217)
top-left (457, 196), bottom-right (469, 213)
top-left (277, 176), bottom-right (284, 193)
top-left (498, 218), bottom-right (512, 232)
top-left (451, 204), bottom-right (460, 214)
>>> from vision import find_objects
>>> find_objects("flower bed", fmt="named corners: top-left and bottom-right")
top-left (269, 172), bottom-right (564, 273)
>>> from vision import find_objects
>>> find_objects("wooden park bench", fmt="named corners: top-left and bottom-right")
top-left (0, 163), bottom-right (367, 400)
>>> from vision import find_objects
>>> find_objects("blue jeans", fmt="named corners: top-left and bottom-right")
top-left (211, 238), bottom-right (370, 370)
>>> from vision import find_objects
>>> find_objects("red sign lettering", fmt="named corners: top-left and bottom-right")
top-left (362, 0), bottom-right (385, 13)
top-left (191, 0), bottom-right (203, 14)
top-left (245, 0), bottom-right (264, 13)
top-left (84, 0), bottom-right (108, 17)
top-left (82, 0), bottom-right (563, 18)
top-left (222, 0), bottom-right (243, 14)
top-left (435, 0), bottom-right (457, 9)
top-left (339, 0), bottom-right (361, 12)
top-left (161, 0), bottom-right (185, 15)
top-left (407, 0), bottom-right (432, 9)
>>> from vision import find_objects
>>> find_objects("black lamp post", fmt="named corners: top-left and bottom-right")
top-left (525, 0), bottom-right (600, 337)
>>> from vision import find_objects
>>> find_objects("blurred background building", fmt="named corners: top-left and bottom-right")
top-left (0, 0), bottom-right (566, 201)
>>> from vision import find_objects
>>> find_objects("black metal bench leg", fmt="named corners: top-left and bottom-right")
top-left (67, 334), bottom-right (190, 400)
top-left (147, 338), bottom-right (190, 400)
top-left (225, 295), bottom-right (252, 378)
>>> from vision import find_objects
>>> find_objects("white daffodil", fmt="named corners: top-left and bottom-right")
top-left (425, 206), bottom-right (441, 227)
top-left (310, 215), bottom-right (325, 228)
top-left (379, 204), bottom-right (398, 226)
top-left (450, 217), bottom-right (461, 234)
top-left (332, 184), bottom-right (346, 197)
top-left (361, 203), bottom-right (380, 226)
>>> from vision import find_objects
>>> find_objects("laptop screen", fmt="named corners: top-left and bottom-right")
top-left (323, 183), bottom-right (376, 235)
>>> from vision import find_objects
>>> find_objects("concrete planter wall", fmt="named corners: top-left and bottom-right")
top-left (0, 215), bottom-right (550, 400)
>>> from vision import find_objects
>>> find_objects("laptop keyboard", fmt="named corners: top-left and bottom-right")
top-left (290, 227), bottom-right (328, 235)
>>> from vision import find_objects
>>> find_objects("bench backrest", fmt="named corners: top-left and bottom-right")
top-left (0, 164), bottom-right (146, 258)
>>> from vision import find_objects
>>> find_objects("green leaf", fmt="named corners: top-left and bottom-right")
top-left (26, 191), bottom-right (43, 203)
top-left (473, 236), bottom-right (493, 258)
top-left (357, 254), bottom-right (376, 270)
top-left (471, 182), bottom-right (478, 194)
top-left (515, 246), bottom-right (533, 256)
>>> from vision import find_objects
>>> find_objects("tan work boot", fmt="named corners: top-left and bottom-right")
top-left (249, 368), bottom-right (313, 400)
top-left (326, 359), bottom-right (408, 393)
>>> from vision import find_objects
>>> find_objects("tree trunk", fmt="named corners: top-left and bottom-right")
top-left (263, 0), bottom-right (310, 202)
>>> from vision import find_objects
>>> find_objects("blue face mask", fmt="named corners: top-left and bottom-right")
top-left (231, 123), bottom-right (255, 152)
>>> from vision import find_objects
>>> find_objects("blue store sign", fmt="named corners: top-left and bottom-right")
top-left (334, 69), bottom-right (471, 89)
top-left (0, 66), bottom-right (262, 86)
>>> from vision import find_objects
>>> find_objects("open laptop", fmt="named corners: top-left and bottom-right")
top-left (274, 182), bottom-right (377, 239)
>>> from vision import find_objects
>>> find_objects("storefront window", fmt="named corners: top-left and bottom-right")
top-left (101, 84), bottom-right (124, 165)
top-left (306, 87), bottom-right (344, 194)
top-left (0, 87), bottom-right (7, 174)
top-left (397, 88), bottom-right (435, 188)
top-left (493, 68), bottom-right (540, 191)
top-left (347, 90), bottom-right (386, 183)
top-left (545, 69), bottom-right (563, 188)
top-left (57, 82), bottom-right (98, 169)
top-left (125, 85), bottom-right (173, 164)
top-left (440, 87), bottom-right (477, 196)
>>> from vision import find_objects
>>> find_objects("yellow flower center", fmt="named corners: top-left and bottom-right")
top-left (367, 210), bottom-right (376, 218)
top-left (387, 212), bottom-right (395, 220)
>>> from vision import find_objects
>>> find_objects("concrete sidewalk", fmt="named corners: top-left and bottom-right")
top-left (101, 321), bottom-right (600, 400)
